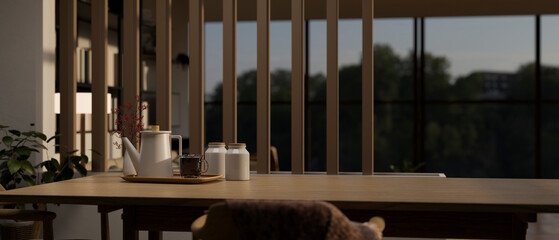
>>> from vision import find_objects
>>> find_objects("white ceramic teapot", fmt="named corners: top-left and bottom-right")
top-left (122, 125), bottom-right (182, 177)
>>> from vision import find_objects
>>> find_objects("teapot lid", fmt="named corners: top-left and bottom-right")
top-left (140, 125), bottom-right (171, 134)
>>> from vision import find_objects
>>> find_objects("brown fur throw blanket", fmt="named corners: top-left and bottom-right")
top-left (226, 199), bottom-right (382, 240)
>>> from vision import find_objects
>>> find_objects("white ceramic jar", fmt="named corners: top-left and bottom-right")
top-left (225, 143), bottom-right (250, 181)
top-left (205, 142), bottom-right (227, 177)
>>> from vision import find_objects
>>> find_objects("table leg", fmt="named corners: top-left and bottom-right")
top-left (123, 207), bottom-right (139, 240)
top-left (98, 205), bottom-right (123, 240)
top-left (100, 210), bottom-right (110, 240)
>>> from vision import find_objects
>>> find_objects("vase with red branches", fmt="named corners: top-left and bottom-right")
top-left (111, 95), bottom-right (149, 148)
top-left (110, 96), bottom-right (149, 175)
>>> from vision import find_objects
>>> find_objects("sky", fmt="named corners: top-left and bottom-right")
top-left (203, 16), bottom-right (559, 95)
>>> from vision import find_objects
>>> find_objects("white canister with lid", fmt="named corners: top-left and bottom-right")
top-left (225, 143), bottom-right (250, 181)
top-left (205, 142), bottom-right (227, 177)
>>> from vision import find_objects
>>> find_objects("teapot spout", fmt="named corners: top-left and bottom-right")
top-left (122, 137), bottom-right (140, 172)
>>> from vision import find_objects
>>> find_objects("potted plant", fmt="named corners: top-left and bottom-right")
top-left (0, 124), bottom-right (88, 238)
top-left (0, 124), bottom-right (88, 191)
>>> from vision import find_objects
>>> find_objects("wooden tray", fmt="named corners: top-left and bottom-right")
top-left (121, 174), bottom-right (223, 184)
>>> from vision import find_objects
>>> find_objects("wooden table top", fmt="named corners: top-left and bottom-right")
top-left (2, 173), bottom-right (559, 213)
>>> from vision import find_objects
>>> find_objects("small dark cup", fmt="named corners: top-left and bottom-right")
top-left (180, 154), bottom-right (208, 178)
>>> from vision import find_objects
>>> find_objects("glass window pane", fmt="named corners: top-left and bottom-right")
top-left (269, 21), bottom-right (292, 171)
top-left (425, 104), bottom-right (534, 178)
top-left (308, 104), bottom-right (326, 171)
top-left (425, 17), bottom-right (534, 100)
top-left (309, 20), bottom-right (327, 102)
top-left (542, 104), bottom-right (559, 178)
top-left (237, 22), bottom-right (257, 102)
top-left (340, 104), bottom-right (362, 172)
top-left (271, 104), bottom-right (291, 171)
top-left (205, 103), bottom-right (222, 144)
top-left (542, 16), bottom-right (559, 100)
top-left (374, 19), bottom-right (414, 101)
top-left (205, 22), bottom-right (223, 98)
top-left (374, 104), bottom-right (414, 172)
top-left (238, 104), bottom-right (257, 154)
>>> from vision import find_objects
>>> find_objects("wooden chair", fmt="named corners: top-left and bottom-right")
top-left (0, 185), bottom-right (56, 240)
top-left (250, 145), bottom-right (280, 171)
top-left (191, 200), bottom-right (385, 240)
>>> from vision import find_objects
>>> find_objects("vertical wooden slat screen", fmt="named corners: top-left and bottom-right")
top-left (123, 0), bottom-right (140, 146)
top-left (92, 0), bottom-right (108, 172)
top-left (257, 0), bottom-right (271, 174)
top-left (189, 0), bottom-right (205, 154)
top-left (291, 0), bottom-right (305, 174)
top-left (362, 0), bottom-right (374, 175)
top-left (156, 0), bottom-right (172, 131)
top-left (60, 0), bottom-right (77, 163)
top-left (223, 0), bottom-right (237, 144)
top-left (326, 0), bottom-right (339, 174)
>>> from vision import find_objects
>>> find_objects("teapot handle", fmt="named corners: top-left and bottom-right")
top-left (171, 135), bottom-right (182, 156)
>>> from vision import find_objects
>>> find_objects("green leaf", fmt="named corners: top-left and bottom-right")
top-left (74, 163), bottom-right (87, 176)
top-left (0, 125), bottom-right (8, 129)
top-left (22, 131), bottom-right (33, 137)
top-left (46, 135), bottom-right (58, 143)
top-left (51, 158), bottom-right (61, 171)
top-left (22, 175), bottom-right (35, 186)
top-left (7, 159), bottom-right (21, 174)
top-left (20, 161), bottom-right (35, 175)
top-left (14, 147), bottom-right (31, 156)
top-left (35, 132), bottom-right (47, 141)
top-left (32, 143), bottom-right (48, 150)
top-left (14, 147), bottom-right (31, 160)
top-left (66, 150), bottom-right (79, 155)
top-left (2, 136), bottom-right (13, 147)
top-left (43, 160), bottom-right (57, 172)
top-left (8, 130), bottom-right (21, 137)
top-left (90, 149), bottom-right (101, 156)
top-left (41, 171), bottom-right (55, 183)
top-left (81, 154), bottom-right (89, 164)
top-left (60, 168), bottom-right (74, 181)
top-left (70, 156), bottom-right (83, 165)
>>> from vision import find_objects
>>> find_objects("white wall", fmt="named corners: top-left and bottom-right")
top-left (0, 0), bottom-right (56, 167)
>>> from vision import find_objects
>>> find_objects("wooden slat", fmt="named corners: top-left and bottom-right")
top-left (60, 0), bottom-right (77, 163)
top-left (326, 0), bottom-right (339, 175)
top-left (257, 0), bottom-right (271, 174)
top-left (123, 0), bottom-right (140, 146)
top-left (92, 0), bottom-right (109, 172)
top-left (223, 0), bottom-right (237, 144)
top-left (189, 0), bottom-right (205, 154)
top-left (291, 0), bottom-right (305, 174)
top-left (190, 0), bottom-right (559, 22)
top-left (156, 0), bottom-right (172, 131)
top-left (362, 0), bottom-right (374, 175)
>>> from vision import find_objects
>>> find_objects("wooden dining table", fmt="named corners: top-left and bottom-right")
top-left (1, 173), bottom-right (559, 240)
